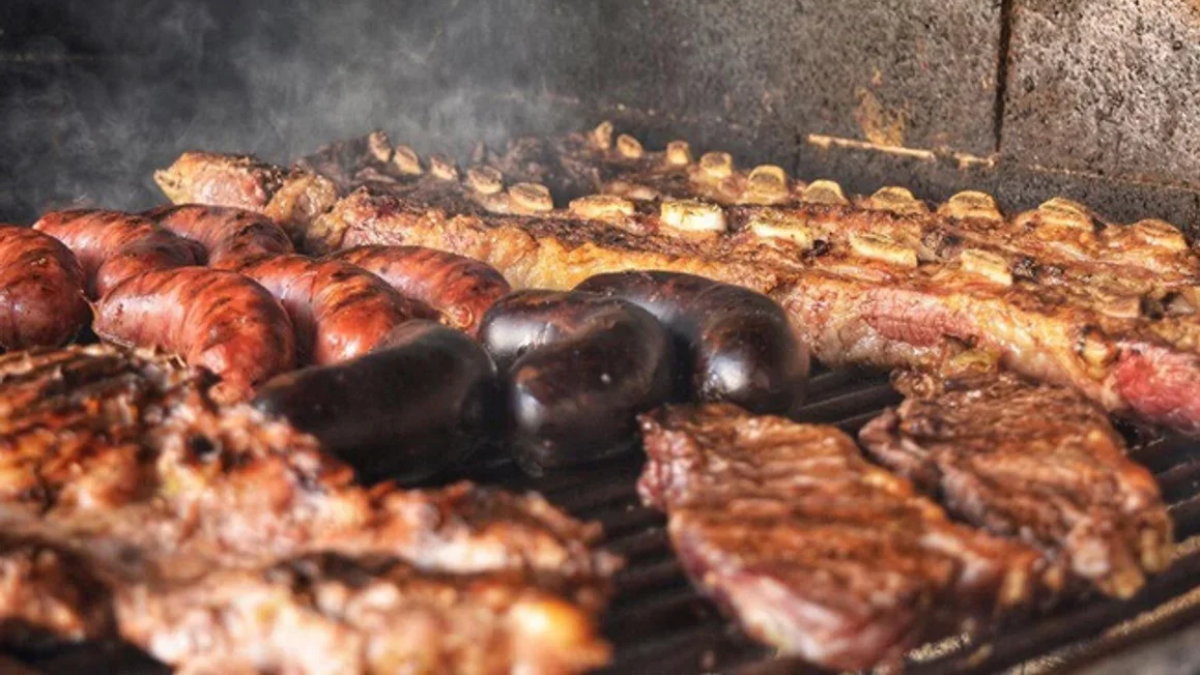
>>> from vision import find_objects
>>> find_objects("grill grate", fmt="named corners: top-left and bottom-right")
top-left (460, 366), bottom-right (1200, 675)
top-left (12, 367), bottom-right (1200, 674)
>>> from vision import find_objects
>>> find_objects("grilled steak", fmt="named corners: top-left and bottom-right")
top-left (117, 554), bottom-right (608, 675)
top-left (859, 367), bottom-right (1173, 598)
top-left (0, 345), bottom-right (616, 674)
top-left (154, 130), bottom-right (1200, 437)
top-left (638, 403), bottom-right (1049, 671)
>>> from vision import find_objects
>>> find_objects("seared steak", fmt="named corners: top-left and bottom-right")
top-left (0, 346), bottom-right (616, 674)
top-left (638, 403), bottom-right (1050, 671)
top-left (117, 554), bottom-right (608, 675)
top-left (859, 368), bottom-right (1173, 598)
top-left (155, 130), bottom-right (1200, 437)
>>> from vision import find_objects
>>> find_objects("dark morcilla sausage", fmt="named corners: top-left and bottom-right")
top-left (329, 245), bottom-right (511, 337)
top-left (238, 255), bottom-right (434, 365)
top-left (479, 290), bottom-right (675, 472)
top-left (145, 204), bottom-right (294, 270)
top-left (0, 226), bottom-right (91, 349)
top-left (93, 268), bottom-right (295, 402)
top-left (576, 270), bottom-right (808, 415)
top-left (33, 209), bottom-right (203, 297)
top-left (253, 320), bottom-right (499, 481)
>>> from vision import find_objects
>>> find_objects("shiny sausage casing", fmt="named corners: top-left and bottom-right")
top-left (329, 245), bottom-right (511, 337)
top-left (0, 226), bottom-right (91, 349)
top-left (94, 267), bottom-right (295, 402)
top-left (253, 320), bottom-right (499, 482)
top-left (33, 209), bottom-right (203, 297)
top-left (576, 270), bottom-right (809, 415)
top-left (145, 204), bottom-right (293, 270)
top-left (479, 290), bottom-right (675, 471)
top-left (238, 255), bottom-right (435, 365)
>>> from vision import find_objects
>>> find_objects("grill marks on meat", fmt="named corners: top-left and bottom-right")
top-left (148, 204), bottom-right (433, 366)
top-left (147, 203), bottom-right (295, 270)
top-left (638, 403), bottom-right (1048, 671)
top-left (93, 268), bottom-right (296, 402)
top-left (859, 370), bottom-right (1173, 598)
top-left (33, 210), bottom-right (203, 298)
top-left (0, 345), bottom-right (616, 674)
top-left (303, 185), bottom-right (1200, 435)
top-left (153, 135), bottom-right (1200, 435)
top-left (238, 255), bottom-right (435, 365)
top-left (330, 245), bottom-right (510, 337)
top-left (0, 227), bottom-right (91, 351)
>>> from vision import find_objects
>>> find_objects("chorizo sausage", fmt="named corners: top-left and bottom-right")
top-left (93, 268), bottom-right (295, 402)
top-left (479, 290), bottom-right (675, 471)
top-left (238, 255), bottom-right (435, 365)
top-left (576, 270), bottom-right (809, 415)
top-left (253, 320), bottom-right (500, 481)
top-left (328, 245), bottom-right (511, 337)
top-left (144, 204), bottom-right (293, 270)
top-left (33, 209), bottom-right (203, 297)
top-left (0, 227), bottom-right (91, 349)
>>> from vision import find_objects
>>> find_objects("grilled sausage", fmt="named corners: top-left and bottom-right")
top-left (329, 245), bottom-right (511, 337)
top-left (94, 268), bottom-right (295, 401)
top-left (145, 204), bottom-right (293, 270)
top-left (239, 255), bottom-right (435, 365)
top-left (253, 320), bottom-right (499, 481)
top-left (479, 290), bottom-right (675, 471)
top-left (0, 226), bottom-right (91, 349)
top-left (33, 209), bottom-right (203, 297)
top-left (576, 270), bottom-right (809, 415)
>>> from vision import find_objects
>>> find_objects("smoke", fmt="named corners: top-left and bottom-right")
top-left (0, 0), bottom-right (587, 221)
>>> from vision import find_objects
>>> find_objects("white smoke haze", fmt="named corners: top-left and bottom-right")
top-left (0, 0), bottom-right (587, 221)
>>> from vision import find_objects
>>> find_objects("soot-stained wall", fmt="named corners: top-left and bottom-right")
top-left (1, 0), bottom-right (1198, 231)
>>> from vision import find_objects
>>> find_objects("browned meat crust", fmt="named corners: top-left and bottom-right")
top-left (238, 255), bottom-right (435, 365)
top-left (153, 130), bottom-right (1200, 437)
top-left (0, 227), bottom-right (91, 350)
top-left (33, 209), bottom-right (204, 298)
top-left (859, 368), bottom-right (1172, 598)
top-left (147, 203), bottom-right (295, 270)
top-left (639, 403), bottom-right (1050, 671)
top-left (117, 554), bottom-right (609, 675)
top-left (0, 345), bottom-right (616, 674)
top-left (92, 267), bottom-right (296, 402)
top-left (0, 533), bottom-right (114, 644)
top-left (330, 245), bottom-right (510, 337)
top-left (153, 151), bottom-right (338, 244)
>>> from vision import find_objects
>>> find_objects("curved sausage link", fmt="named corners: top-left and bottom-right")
top-left (329, 245), bottom-right (511, 337)
top-left (94, 268), bottom-right (295, 402)
top-left (33, 209), bottom-right (203, 297)
top-left (239, 255), bottom-right (435, 365)
top-left (145, 204), bottom-right (293, 270)
top-left (479, 290), bottom-right (674, 471)
top-left (0, 227), bottom-right (91, 349)
top-left (254, 320), bottom-right (500, 481)
top-left (576, 270), bottom-right (809, 415)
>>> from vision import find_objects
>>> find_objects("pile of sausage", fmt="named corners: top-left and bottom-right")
top-left (3, 206), bottom-right (809, 474)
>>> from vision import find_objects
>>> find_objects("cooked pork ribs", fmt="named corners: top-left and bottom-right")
top-left (0, 346), bottom-right (616, 674)
top-left (638, 403), bottom-right (1051, 671)
top-left (860, 367), bottom-right (1173, 598)
top-left (153, 128), bottom-right (1200, 437)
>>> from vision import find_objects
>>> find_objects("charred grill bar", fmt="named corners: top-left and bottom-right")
top-left (4, 0), bottom-right (1200, 673)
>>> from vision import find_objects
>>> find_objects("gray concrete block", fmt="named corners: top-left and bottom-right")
top-left (1003, 0), bottom-right (1200, 186)
top-left (510, 0), bottom-right (1005, 156)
